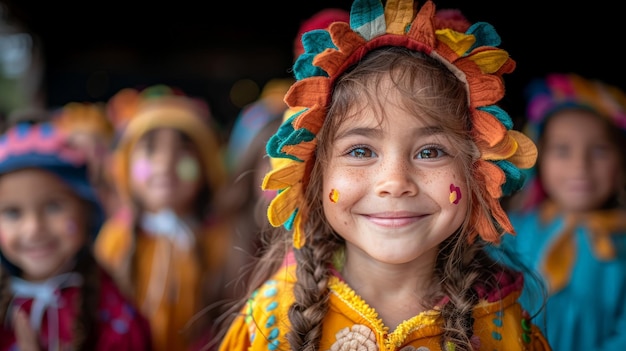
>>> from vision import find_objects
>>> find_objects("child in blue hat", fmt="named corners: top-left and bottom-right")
top-left (0, 122), bottom-right (152, 350)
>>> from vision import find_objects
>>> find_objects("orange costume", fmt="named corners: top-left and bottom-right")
top-left (220, 253), bottom-right (550, 351)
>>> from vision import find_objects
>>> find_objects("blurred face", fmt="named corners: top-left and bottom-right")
top-left (129, 128), bottom-right (203, 214)
top-left (0, 169), bottom-right (87, 281)
top-left (322, 87), bottom-right (468, 266)
top-left (539, 109), bottom-right (623, 213)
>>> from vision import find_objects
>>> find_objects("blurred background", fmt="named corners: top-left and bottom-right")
top-left (0, 0), bottom-right (622, 133)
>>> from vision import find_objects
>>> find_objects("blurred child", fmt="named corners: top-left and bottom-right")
top-left (0, 122), bottom-right (152, 350)
top-left (51, 101), bottom-right (118, 217)
top-left (495, 73), bottom-right (626, 350)
top-left (217, 0), bottom-right (551, 350)
top-left (94, 85), bottom-right (232, 351)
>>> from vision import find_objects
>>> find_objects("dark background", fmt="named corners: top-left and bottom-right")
top-left (1, 0), bottom-right (623, 132)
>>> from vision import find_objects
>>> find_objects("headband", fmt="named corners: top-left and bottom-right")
top-left (263, 0), bottom-right (537, 248)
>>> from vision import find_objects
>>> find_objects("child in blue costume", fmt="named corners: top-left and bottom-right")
top-left (493, 73), bottom-right (626, 350)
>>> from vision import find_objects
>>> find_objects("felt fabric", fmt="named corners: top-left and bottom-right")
top-left (218, 253), bottom-right (551, 351)
top-left (262, 0), bottom-right (537, 248)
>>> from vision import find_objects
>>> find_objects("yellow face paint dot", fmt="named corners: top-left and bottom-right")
top-left (329, 189), bottom-right (339, 203)
top-left (177, 156), bottom-right (200, 182)
top-left (449, 184), bottom-right (461, 204)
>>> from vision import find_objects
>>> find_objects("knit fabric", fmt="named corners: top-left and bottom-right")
top-left (262, 0), bottom-right (538, 249)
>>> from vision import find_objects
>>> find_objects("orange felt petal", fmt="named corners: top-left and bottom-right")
top-left (408, 0), bottom-right (436, 47)
top-left (282, 139), bottom-right (317, 160)
top-left (476, 160), bottom-right (504, 198)
top-left (285, 77), bottom-right (331, 108)
top-left (472, 109), bottom-right (507, 147)
top-left (479, 133), bottom-right (518, 160)
top-left (465, 70), bottom-right (504, 107)
top-left (293, 106), bottom-right (326, 133)
top-left (473, 214), bottom-right (499, 243)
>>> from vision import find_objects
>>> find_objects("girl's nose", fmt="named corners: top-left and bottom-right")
top-left (21, 212), bottom-right (45, 238)
top-left (375, 158), bottom-right (419, 197)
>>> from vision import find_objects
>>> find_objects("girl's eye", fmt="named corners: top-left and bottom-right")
top-left (45, 200), bottom-right (64, 214)
top-left (417, 147), bottom-right (446, 159)
top-left (0, 207), bottom-right (20, 220)
top-left (347, 146), bottom-right (376, 159)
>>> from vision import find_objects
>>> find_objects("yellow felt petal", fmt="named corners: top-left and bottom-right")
top-left (506, 130), bottom-right (538, 169)
top-left (267, 183), bottom-right (302, 227)
top-left (262, 161), bottom-right (303, 190)
top-left (436, 29), bottom-right (475, 56)
top-left (480, 134), bottom-right (518, 160)
top-left (468, 49), bottom-right (510, 74)
top-left (292, 213), bottom-right (306, 249)
top-left (384, 0), bottom-right (414, 35)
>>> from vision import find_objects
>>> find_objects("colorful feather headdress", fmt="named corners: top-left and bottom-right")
top-left (262, 0), bottom-right (538, 248)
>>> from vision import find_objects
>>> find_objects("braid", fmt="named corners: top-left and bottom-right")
top-left (436, 232), bottom-right (479, 351)
top-left (286, 192), bottom-right (343, 351)
top-left (287, 246), bottom-right (331, 351)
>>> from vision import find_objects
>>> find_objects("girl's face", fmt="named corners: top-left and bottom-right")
top-left (540, 109), bottom-right (623, 213)
top-left (129, 128), bottom-right (203, 214)
top-left (0, 169), bottom-right (87, 281)
top-left (322, 89), bottom-right (469, 266)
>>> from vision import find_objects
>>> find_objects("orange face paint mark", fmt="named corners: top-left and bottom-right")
top-left (449, 184), bottom-right (461, 204)
top-left (329, 189), bottom-right (339, 203)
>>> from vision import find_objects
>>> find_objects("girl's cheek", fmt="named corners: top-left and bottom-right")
top-left (67, 221), bottom-right (77, 236)
top-left (176, 156), bottom-right (200, 183)
top-left (131, 157), bottom-right (152, 183)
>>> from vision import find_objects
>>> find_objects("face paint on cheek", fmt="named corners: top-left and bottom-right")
top-left (131, 157), bottom-right (152, 183)
top-left (449, 183), bottom-right (461, 205)
top-left (329, 189), bottom-right (339, 203)
top-left (67, 221), bottom-right (77, 235)
top-left (176, 156), bottom-right (200, 183)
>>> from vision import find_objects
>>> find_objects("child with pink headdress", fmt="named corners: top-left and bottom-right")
top-left (0, 122), bottom-right (152, 350)
top-left (217, 0), bottom-right (551, 350)
top-left (492, 73), bottom-right (626, 350)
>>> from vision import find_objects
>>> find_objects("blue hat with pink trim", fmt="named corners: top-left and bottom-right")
top-left (0, 122), bottom-right (105, 273)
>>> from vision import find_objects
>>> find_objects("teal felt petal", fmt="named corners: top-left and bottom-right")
top-left (284, 208), bottom-right (298, 230)
top-left (496, 160), bottom-right (526, 196)
top-left (478, 105), bottom-right (513, 130)
top-left (302, 30), bottom-right (336, 54)
top-left (293, 30), bottom-right (336, 80)
top-left (266, 114), bottom-right (301, 161)
top-left (293, 54), bottom-right (327, 80)
top-left (467, 22), bottom-right (501, 52)
top-left (351, 0), bottom-right (385, 40)
top-left (281, 127), bottom-right (316, 147)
